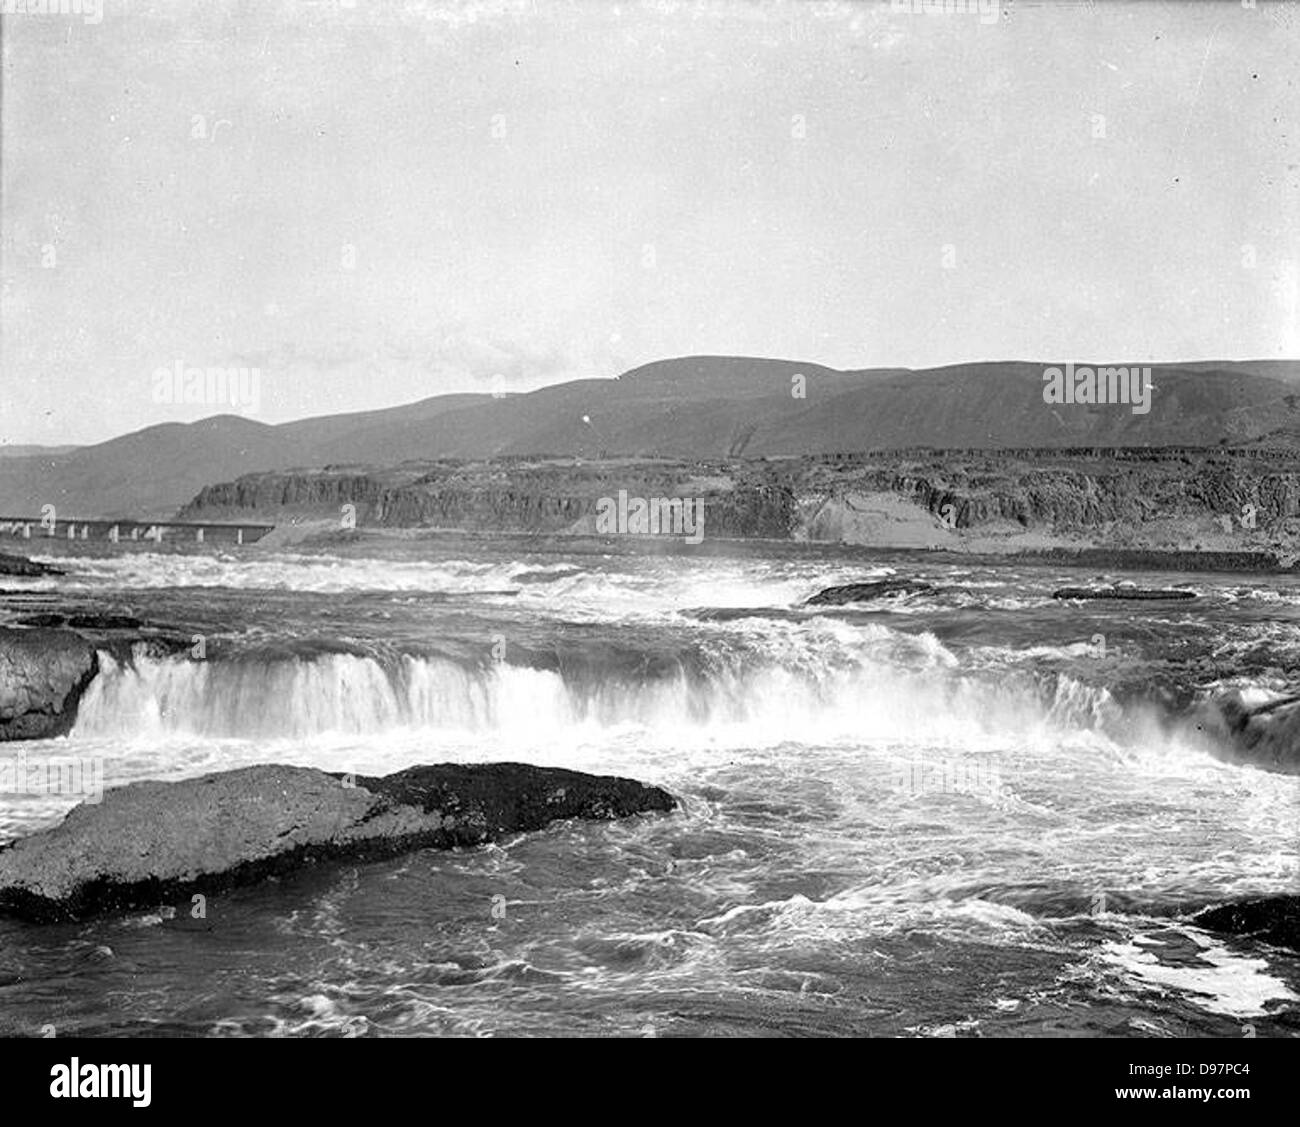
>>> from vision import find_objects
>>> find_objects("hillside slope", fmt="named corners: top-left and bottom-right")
top-left (3, 357), bottom-right (1298, 518)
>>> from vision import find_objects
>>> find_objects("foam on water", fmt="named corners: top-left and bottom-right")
top-left (4, 549), bottom-right (1298, 1036)
top-left (23, 550), bottom-right (884, 606)
top-left (1099, 930), bottom-right (1298, 1018)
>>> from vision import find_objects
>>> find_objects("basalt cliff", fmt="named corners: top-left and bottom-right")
top-left (176, 447), bottom-right (1300, 567)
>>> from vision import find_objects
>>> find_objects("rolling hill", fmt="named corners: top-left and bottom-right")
top-left (2, 356), bottom-right (1298, 518)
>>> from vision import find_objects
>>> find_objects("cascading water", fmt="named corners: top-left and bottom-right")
top-left (2, 549), bottom-right (1297, 1038)
top-left (72, 628), bottom-right (1131, 751)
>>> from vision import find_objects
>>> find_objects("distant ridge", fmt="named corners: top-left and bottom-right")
top-left (0, 444), bottom-right (81, 459)
top-left (2, 356), bottom-right (1298, 518)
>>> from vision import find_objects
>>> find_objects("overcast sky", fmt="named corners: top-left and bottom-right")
top-left (2, 0), bottom-right (1297, 445)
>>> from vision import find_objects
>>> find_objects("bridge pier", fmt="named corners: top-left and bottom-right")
top-left (195, 527), bottom-right (204, 543)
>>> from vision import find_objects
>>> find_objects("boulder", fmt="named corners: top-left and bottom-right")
top-left (0, 627), bottom-right (99, 741)
top-left (0, 761), bottom-right (677, 921)
top-left (806, 578), bottom-right (941, 605)
top-left (1194, 896), bottom-right (1300, 953)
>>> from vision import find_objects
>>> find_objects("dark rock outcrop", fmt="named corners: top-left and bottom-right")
top-left (0, 627), bottom-right (99, 741)
top-left (807, 578), bottom-right (940, 605)
top-left (0, 762), bottom-right (677, 921)
top-left (1198, 689), bottom-right (1300, 774)
top-left (0, 552), bottom-right (61, 578)
top-left (14, 613), bottom-right (145, 631)
top-left (1194, 896), bottom-right (1300, 952)
top-left (1, 597), bottom-right (195, 661)
top-left (1052, 586), bottom-right (1197, 601)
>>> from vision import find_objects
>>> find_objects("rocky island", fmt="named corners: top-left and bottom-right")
top-left (0, 762), bottom-right (677, 922)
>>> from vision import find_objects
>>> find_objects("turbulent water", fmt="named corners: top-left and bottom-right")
top-left (1, 546), bottom-right (1297, 1037)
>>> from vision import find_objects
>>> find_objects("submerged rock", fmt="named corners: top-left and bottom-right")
top-left (0, 627), bottom-right (99, 741)
top-left (1052, 586), bottom-right (1196, 601)
top-left (806, 578), bottom-right (940, 605)
top-left (0, 761), bottom-right (677, 921)
top-left (1194, 896), bottom-right (1300, 953)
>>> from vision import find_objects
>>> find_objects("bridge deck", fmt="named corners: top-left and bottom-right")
top-left (0, 517), bottom-right (274, 544)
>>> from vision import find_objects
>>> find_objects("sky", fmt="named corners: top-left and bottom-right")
top-left (1, 0), bottom-right (1297, 445)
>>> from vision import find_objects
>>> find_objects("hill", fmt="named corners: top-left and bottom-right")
top-left (2, 356), bottom-right (1298, 518)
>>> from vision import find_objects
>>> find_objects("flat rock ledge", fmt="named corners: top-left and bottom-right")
top-left (1051, 586), bottom-right (1196, 601)
top-left (0, 762), bottom-right (677, 922)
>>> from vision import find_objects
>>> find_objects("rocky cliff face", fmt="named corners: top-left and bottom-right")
top-left (186, 471), bottom-right (387, 513)
top-left (180, 462), bottom-right (798, 538)
top-left (175, 449), bottom-right (1300, 559)
top-left (807, 454), bottom-right (1300, 534)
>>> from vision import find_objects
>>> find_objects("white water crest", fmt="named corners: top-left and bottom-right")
top-left (21, 551), bottom-right (892, 614)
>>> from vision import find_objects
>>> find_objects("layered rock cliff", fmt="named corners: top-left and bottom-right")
top-left (175, 449), bottom-right (1300, 563)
